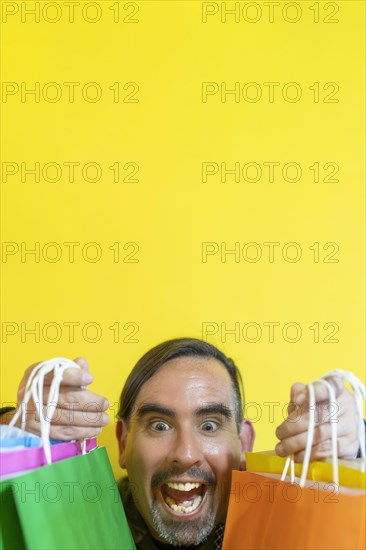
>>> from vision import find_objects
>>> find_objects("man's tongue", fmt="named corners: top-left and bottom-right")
top-left (163, 486), bottom-right (201, 503)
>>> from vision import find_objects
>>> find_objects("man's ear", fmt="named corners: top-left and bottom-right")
top-left (116, 419), bottom-right (128, 469)
top-left (238, 419), bottom-right (255, 471)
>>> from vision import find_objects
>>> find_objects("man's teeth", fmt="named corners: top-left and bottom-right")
top-left (163, 482), bottom-right (204, 513)
top-left (167, 482), bottom-right (202, 491)
top-left (165, 495), bottom-right (202, 514)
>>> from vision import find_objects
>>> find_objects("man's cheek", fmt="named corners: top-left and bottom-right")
top-left (127, 480), bottom-right (142, 504)
top-left (208, 458), bottom-right (238, 511)
top-left (125, 457), bottom-right (149, 499)
top-left (128, 472), bottom-right (152, 515)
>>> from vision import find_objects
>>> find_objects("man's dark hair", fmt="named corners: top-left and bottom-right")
top-left (118, 337), bottom-right (245, 429)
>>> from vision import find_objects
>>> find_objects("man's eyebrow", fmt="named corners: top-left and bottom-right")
top-left (135, 403), bottom-right (177, 419)
top-left (194, 403), bottom-right (233, 420)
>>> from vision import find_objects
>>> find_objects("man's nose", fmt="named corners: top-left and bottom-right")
top-left (168, 428), bottom-right (204, 468)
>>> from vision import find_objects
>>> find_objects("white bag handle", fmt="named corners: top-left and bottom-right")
top-left (322, 369), bottom-right (366, 465)
top-left (281, 370), bottom-right (365, 488)
top-left (2, 358), bottom-right (84, 465)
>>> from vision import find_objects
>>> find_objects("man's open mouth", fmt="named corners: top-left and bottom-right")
top-left (160, 481), bottom-right (207, 514)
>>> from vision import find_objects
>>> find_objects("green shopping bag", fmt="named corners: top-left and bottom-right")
top-left (0, 446), bottom-right (135, 550)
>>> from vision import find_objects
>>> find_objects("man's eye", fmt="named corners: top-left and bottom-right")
top-left (150, 421), bottom-right (170, 432)
top-left (201, 421), bottom-right (219, 432)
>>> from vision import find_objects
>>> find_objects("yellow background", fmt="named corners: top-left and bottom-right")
top-left (1, 0), bottom-right (365, 478)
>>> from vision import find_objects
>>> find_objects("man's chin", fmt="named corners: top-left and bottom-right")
top-left (150, 495), bottom-right (216, 546)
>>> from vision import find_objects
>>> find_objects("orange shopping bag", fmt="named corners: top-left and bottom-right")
top-left (222, 470), bottom-right (365, 549)
top-left (222, 370), bottom-right (366, 550)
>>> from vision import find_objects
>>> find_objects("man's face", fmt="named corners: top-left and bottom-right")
top-left (117, 356), bottom-right (254, 546)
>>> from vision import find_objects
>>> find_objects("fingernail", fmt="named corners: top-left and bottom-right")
top-left (103, 399), bottom-right (109, 410)
top-left (102, 413), bottom-right (110, 425)
top-left (296, 392), bottom-right (306, 405)
top-left (276, 444), bottom-right (284, 456)
top-left (95, 427), bottom-right (102, 434)
top-left (82, 373), bottom-right (93, 384)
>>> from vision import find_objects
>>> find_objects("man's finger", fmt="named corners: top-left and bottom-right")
top-left (73, 357), bottom-right (89, 371)
top-left (26, 405), bottom-right (110, 428)
top-left (292, 438), bottom-right (334, 462)
top-left (290, 383), bottom-right (306, 402)
top-left (292, 434), bottom-right (359, 463)
top-left (22, 360), bottom-right (92, 388)
top-left (276, 403), bottom-right (342, 440)
top-left (42, 367), bottom-right (93, 387)
top-left (40, 387), bottom-right (109, 411)
top-left (49, 424), bottom-right (103, 441)
top-left (275, 421), bottom-right (348, 457)
top-left (288, 383), bottom-right (306, 414)
top-left (293, 376), bottom-right (344, 406)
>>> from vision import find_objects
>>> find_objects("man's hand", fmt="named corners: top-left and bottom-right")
top-left (13, 357), bottom-right (109, 440)
top-left (275, 377), bottom-right (359, 461)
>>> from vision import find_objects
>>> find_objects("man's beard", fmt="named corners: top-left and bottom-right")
top-left (151, 498), bottom-right (216, 546)
top-left (150, 466), bottom-right (217, 547)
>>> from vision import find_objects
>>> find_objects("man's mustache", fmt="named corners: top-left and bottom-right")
top-left (151, 467), bottom-right (216, 488)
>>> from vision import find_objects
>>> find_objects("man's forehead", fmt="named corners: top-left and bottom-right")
top-left (133, 356), bottom-right (235, 407)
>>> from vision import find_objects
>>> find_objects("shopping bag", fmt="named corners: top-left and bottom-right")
top-left (0, 436), bottom-right (97, 478)
top-left (246, 451), bottom-right (366, 489)
top-left (0, 446), bottom-right (136, 550)
top-left (311, 457), bottom-right (366, 489)
top-left (0, 425), bottom-right (63, 448)
top-left (222, 470), bottom-right (365, 549)
top-left (222, 369), bottom-right (366, 550)
top-left (0, 358), bottom-right (135, 549)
